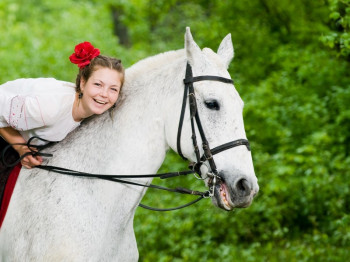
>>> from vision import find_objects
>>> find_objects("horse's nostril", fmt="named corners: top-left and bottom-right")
top-left (236, 178), bottom-right (251, 196)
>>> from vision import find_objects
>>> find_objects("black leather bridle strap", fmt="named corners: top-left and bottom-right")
top-left (34, 164), bottom-right (209, 196)
top-left (176, 82), bottom-right (189, 160)
top-left (139, 195), bottom-right (204, 211)
top-left (35, 164), bottom-right (194, 180)
top-left (184, 75), bottom-right (233, 84)
top-left (211, 139), bottom-right (251, 155)
top-left (200, 139), bottom-right (251, 162)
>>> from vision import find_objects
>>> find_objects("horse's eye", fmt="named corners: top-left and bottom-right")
top-left (204, 100), bottom-right (220, 110)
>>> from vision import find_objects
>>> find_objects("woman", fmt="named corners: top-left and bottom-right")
top-left (0, 42), bottom-right (124, 210)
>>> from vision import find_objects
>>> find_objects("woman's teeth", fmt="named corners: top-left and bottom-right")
top-left (94, 99), bottom-right (107, 105)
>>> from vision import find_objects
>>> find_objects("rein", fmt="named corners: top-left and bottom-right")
top-left (1, 62), bottom-right (251, 211)
top-left (1, 137), bottom-right (208, 211)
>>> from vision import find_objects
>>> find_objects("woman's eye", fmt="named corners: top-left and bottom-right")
top-left (94, 83), bottom-right (101, 87)
top-left (204, 100), bottom-right (220, 110)
top-left (111, 88), bottom-right (119, 92)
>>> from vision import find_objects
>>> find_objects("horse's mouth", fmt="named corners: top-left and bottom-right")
top-left (212, 181), bottom-right (253, 211)
top-left (216, 182), bottom-right (234, 211)
top-left (207, 176), bottom-right (234, 211)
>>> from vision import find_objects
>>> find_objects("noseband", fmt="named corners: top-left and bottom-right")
top-left (177, 63), bottom-right (250, 195)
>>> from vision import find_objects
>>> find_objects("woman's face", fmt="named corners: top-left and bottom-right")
top-left (80, 67), bottom-right (122, 117)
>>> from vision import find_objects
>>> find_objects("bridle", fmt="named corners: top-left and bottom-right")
top-left (1, 62), bottom-right (251, 211)
top-left (177, 63), bottom-right (251, 196)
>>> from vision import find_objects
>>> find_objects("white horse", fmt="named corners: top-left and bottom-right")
top-left (0, 28), bottom-right (259, 261)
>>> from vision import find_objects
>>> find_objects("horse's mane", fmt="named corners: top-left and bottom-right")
top-left (126, 49), bottom-right (185, 81)
top-left (126, 48), bottom-right (225, 78)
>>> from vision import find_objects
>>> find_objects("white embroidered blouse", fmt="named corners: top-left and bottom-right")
top-left (0, 78), bottom-right (80, 144)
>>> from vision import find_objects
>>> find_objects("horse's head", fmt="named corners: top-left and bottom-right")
top-left (166, 28), bottom-right (259, 211)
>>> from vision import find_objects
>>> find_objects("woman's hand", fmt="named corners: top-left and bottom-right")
top-left (14, 144), bottom-right (43, 169)
top-left (0, 126), bottom-right (43, 168)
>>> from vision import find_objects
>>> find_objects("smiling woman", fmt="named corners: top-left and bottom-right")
top-left (70, 42), bottom-right (125, 121)
top-left (0, 42), bottom-right (125, 218)
top-left (0, 41), bottom-right (124, 168)
top-left (72, 63), bottom-right (124, 121)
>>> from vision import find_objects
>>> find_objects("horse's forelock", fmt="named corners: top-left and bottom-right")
top-left (202, 48), bottom-right (228, 72)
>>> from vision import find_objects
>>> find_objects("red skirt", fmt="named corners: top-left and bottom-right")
top-left (0, 137), bottom-right (21, 228)
top-left (0, 163), bottom-right (21, 228)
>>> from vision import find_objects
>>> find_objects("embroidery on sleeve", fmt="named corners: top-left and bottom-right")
top-left (9, 96), bottom-right (26, 131)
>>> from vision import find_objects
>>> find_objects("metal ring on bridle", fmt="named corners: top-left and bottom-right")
top-left (191, 161), bottom-right (210, 180)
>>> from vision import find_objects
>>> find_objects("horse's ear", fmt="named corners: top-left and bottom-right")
top-left (217, 33), bottom-right (234, 69)
top-left (185, 27), bottom-right (202, 66)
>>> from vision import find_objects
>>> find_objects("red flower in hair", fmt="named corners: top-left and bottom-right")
top-left (69, 42), bottom-right (100, 69)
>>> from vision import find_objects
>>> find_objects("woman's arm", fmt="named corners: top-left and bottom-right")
top-left (0, 127), bottom-right (42, 168)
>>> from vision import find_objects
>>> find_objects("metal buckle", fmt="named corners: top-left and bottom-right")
top-left (206, 171), bottom-right (221, 197)
top-left (190, 161), bottom-right (220, 198)
top-left (207, 173), bottom-right (216, 197)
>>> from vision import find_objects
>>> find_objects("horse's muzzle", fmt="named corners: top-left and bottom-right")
top-left (211, 173), bottom-right (259, 211)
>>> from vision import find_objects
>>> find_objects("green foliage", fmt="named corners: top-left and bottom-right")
top-left (1, 0), bottom-right (349, 260)
top-left (321, 0), bottom-right (350, 58)
top-left (0, 0), bottom-right (123, 82)
top-left (131, 0), bottom-right (350, 260)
